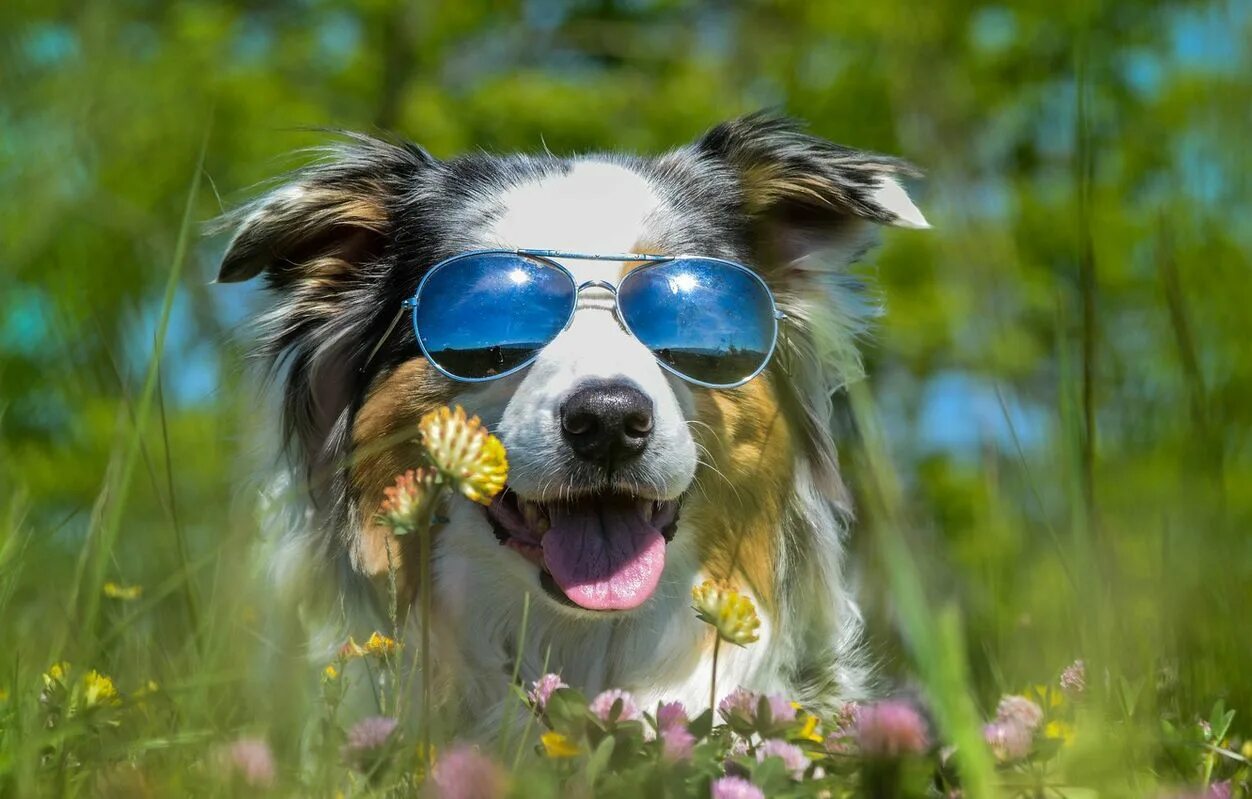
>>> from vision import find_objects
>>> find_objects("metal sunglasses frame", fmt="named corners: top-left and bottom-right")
top-left (401, 248), bottom-right (787, 389)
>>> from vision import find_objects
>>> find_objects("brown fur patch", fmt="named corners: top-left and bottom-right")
top-left (685, 371), bottom-right (793, 617)
top-left (616, 245), bottom-right (665, 281)
top-left (349, 358), bottom-right (457, 601)
top-left (740, 162), bottom-right (837, 215)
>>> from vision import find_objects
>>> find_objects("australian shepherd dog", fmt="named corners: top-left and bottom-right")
top-left (216, 113), bottom-right (927, 735)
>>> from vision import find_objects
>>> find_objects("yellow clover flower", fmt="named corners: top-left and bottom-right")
top-left (103, 581), bottom-right (143, 600)
top-left (81, 670), bottom-right (121, 708)
top-left (419, 406), bottom-right (508, 505)
top-left (339, 632), bottom-right (400, 660)
top-left (364, 631), bottom-right (400, 658)
top-left (1044, 720), bottom-right (1075, 744)
top-left (796, 711), bottom-right (823, 743)
top-left (43, 661), bottom-right (71, 689)
top-left (691, 580), bottom-right (761, 647)
top-left (540, 731), bottom-right (581, 758)
top-left (323, 664), bottom-right (340, 682)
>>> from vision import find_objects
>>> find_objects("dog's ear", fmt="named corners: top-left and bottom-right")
top-left (216, 134), bottom-right (435, 285)
top-left (214, 136), bottom-right (437, 490)
top-left (694, 112), bottom-right (927, 266)
top-left (691, 114), bottom-right (928, 499)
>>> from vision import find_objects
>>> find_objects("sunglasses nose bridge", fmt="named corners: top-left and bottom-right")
top-left (575, 279), bottom-right (618, 295)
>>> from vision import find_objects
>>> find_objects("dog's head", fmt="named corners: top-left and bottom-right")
top-left (218, 114), bottom-right (925, 616)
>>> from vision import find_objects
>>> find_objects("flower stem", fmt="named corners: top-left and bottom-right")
top-left (418, 487), bottom-right (441, 767)
top-left (420, 521), bottom-right (433, 764)
top-left (710, 636), bottom-right (721, 713)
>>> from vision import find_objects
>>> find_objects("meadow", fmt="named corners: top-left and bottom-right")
top-left (1, 1), bottom-right (1249, 796)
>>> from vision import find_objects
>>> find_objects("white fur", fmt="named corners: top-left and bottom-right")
top-left (873, 177), bottom-right (930, 229)
top-left (261, 156), bottom-right (880, 732)
top-left (402, 161), bottom-right (788, 725)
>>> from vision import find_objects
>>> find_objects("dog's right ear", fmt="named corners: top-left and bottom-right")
top-left (215, 135), bottom-right (436, 285)
top-left (214, 136), bottom-right (439, 487)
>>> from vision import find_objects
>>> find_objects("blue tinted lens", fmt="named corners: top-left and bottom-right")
top-left (412, 254), bottom-right (575, 380)
top-left (618, 258), bottom-right (777, 387)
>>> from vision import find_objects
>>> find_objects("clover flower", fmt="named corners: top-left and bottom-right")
top-left (339, 637), bottom-right (368, 659)
top-left (540, 731), bottom-right (581, 758)
top-left (716, 688), bottom-right (796, 734)
top-left (855, 699), bottom-right (931, 757)
top-left (364, 631), bottom-right (399, 658)
top-left (1060, 659), bottom-right (1086, 695)
top-left (1209, 782), bottom-right (1234, 799)
top-left (823, 701), bottom-right (859, 753)
top-left (377, 468), bottom-right (438, 534)
top-left (661, 725), bottom-right (696, 762)
top-left (81, 670), bottom-right (121, 709)
top-left (718, 688), bottom-right (760, 726)
top-left (431, 743), bottom-right (506, 799)
top-left (1045, 719), bottom-right (1075, 744)
top-left (764, 695), bottom-right (797, 727)
top-left (339, 632), bottom-right (399, 660)
top-left (653, 701), bottom-right (694, 761)
top-left (216, 737), bottom-right (276, 789)
top-left (42, 661), bottom-right (71, 689)
top-left (419, 406), bottom-right (508, 505)
top-left (756, 738), bottom-right (809, 779)
top-left (342, 716), bottom-right (399, 772)
top-left (656, 701), bottom-right (689, 731)
top-left (796, 711), bottom-right (823, 743)
top-left (984, 720), bottom-right (1033, 763)
top-left (103, 581), bottom-right (142, 600)
top-left (527, 673), bottom-right (567, 712)
top-left (590, 688), bottom-right (641, 724)
top-left (1157, 783), bottom-right (1234, 799)
top-left (995, 695), bottom-right (1044, 732)
top-left (711, 776), bottom-right (765, 799)
top-left (692, 581), bottom-right (761, 646)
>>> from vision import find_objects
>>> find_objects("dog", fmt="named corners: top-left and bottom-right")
top-left (216, 113), bottom-right (927, 734)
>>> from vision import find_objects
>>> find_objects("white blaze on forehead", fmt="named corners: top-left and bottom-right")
top-left (479, 158), bottom-right (697, 504)
top-left (486, 159), bottom-right (662, 284)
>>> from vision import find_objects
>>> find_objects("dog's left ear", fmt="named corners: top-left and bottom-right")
top-left (687, 115), bottom-right (928, 498)
top-left (693, 112), bottom-right (928, 265)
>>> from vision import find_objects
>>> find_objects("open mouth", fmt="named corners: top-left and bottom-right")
top-left (486, 487), bottom-right (680, 612)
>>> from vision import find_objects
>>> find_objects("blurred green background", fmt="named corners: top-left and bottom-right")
top-left (1, 0), bottom-right (1249, 779)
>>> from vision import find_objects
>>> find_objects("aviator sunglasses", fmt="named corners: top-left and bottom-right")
top-left (399, 249), bottom-right (785, 389)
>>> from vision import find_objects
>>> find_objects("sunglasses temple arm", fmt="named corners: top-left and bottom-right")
top-left (359, 302), bottom-right (410, 374)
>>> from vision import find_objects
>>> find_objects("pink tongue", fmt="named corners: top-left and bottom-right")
top-left (541, 499), bottom-right (666, 611)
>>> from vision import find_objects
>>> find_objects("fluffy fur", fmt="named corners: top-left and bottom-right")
top-left (216, 113), bottom-right (927, 733)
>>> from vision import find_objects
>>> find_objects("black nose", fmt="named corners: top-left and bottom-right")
top-left (560, 382), bottom-right (654, 466)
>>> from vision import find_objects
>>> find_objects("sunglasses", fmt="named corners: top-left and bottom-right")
top-left (401, 249), bottom-right (785, 389)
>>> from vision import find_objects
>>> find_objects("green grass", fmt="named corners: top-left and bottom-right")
top-left (2, 1), bottom-right (1250, 796)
